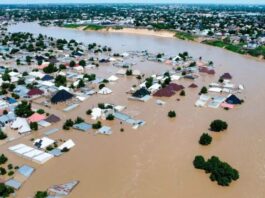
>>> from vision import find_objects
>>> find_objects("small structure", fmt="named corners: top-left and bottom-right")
top-left (34, 137), bottom-right (55, 149)
top-left (28, 113), bottom-right (46, 123)
top-left (189, 83), bottom-right (198, 88)
top-left (225, 94), bottom-right (241, 105)
top-left (221, 73), bottom-right (232, 80)
top-left (98, 87), bottom-right (112, 95)
top-left (48, 180), bottom-right (79, 196)
top-left (97, 126), bottom-right (112, 135)
top-left (45, 114), bottom-right (61, 123)
top-left (27, 88), bottom-right (44, 97)
top-left (58, 139), bottom-right (75, 150)
top-left (73, 122), bottom-right (92, 132)
top-left (11, 117), bottom-right (31, 134)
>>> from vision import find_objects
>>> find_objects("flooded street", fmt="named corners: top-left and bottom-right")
top-left (3, 22), bottom-right (265, 198)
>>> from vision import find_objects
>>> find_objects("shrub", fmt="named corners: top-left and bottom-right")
top-left (63, 119), bottom-right (74, 130)
top-left (99, 84), bottom-right (105, 90)
top-left (30, 122), bottom-right (38, 131)
top-left (120, 128), bottom-right (124, 132)
top-left (168, 111), bottom-right (176, 118)
top-left (92, 121), bottom-right (102, 129)
top-left (61, 147), bottom-right (70, 152)
top-left (86, 109), bottom-right (92, 115)
top-left (7, 164), bottom-right (13, 170)
top-left (75, 117), bottom-right (84, 124)
top-left (199, 133), bottom-right (212, 145)
top-left (0, 130), bottom-right (7, 140)
top-left (126, 69), bottom-right (132, 76)
top-left (0, 183), bottom-right (14, 197)
top-left (37, 109), bottom-right (45, 114)
top-left (0, 154), bottom-right (8, 165)
top-left (8, 171), bottom-right (14, 176)
top-left (180, 90), bottom-right (185, 96)
top-left (200, 86), bottom-right (208, 94)
top-left (0, 167), bottom-right (7, 175)
top-left (210, 120), bottom-right (228, 132)
top-left (193, 155), bottom-right (206, 169)
top-left (106, 114), bottom-right (115, 121)
top-left (34, 191), bottom-right (48, 198)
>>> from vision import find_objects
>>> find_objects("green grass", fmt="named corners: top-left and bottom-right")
top-left (175, 31), bottom-right (195, 41)
top-left (247, 46), bottom-right (265, 58)
top-left (63, 24), bottom-right (83, 28)
top-left (203, 40), bottom-right (245, 55)
top-left (84, 24), bottom-right (106, 31)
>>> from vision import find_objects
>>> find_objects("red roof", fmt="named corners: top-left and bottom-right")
top-left (153, 83), bottom-right (184, 97)
top-left (199, 67), bottom-right (215, 75)
top-left (28, 88), bottom-right (44, 96)
top-left (189, 83), bottom-right (198, 88)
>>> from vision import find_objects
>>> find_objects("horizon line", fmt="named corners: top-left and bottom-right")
top-left (0, 3), bottom-right (265, 6)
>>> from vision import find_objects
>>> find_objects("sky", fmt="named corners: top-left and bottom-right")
top-left (0, 0), bottom-right (264, 4)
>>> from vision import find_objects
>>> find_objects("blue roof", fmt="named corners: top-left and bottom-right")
top-left (5, 179), bottom-right (22, 190)
top-left (18, 165), bottom-right (35, 178)
top-left (73, 122), bottom-right (92, 132)
top-left (49, 148), bottom-right (62, 157)
top-left (114, 112), bottom-right (131, 121)
top-left (42, 74), bottom-right (54, 81)
top-left (6, 97), bottom-right (17, 104)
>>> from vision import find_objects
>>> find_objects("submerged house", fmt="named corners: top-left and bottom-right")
top-left (51, 90), bottom-right (74, 104)
top-left (225, 94), bottom-right (242, 105)
top-left (221, 73), bottom-right (232, 80)
top-left (153, 83), bottom-right (184, 97)
top-left (130, 87), bottom-right (151, 102)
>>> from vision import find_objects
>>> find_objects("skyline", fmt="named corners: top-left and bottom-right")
top-left (0, 0), bottom-right (265, 5)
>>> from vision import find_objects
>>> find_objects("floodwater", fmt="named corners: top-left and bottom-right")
top-left (2, 22), bottom-right (265, 198)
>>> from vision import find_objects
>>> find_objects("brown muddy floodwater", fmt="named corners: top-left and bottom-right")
top-left (2, 22), bottom-right (265, 198)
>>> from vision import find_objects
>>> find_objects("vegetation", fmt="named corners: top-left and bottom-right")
top-left (193, 155), bottom-right (239, 186)
top-left (106, 114), bottom-right (115, 121)
top-left (0, 154), bottom-right (8, 165)
top-left (34, 191), bottom-right (48, 198)
top-left (210, 120), bottom-right (228, 132)
top-left (30, 122), bottom-right (38, 131)
top-left (168, 111), bottom-right (176, 118)
top-left (15, 101), bottom-right (33, 118)
top-left (55, 75), bottom-right (67, 87)
top-left (63, 119), bottom-right (74, 130)
top-left (200, 86), bottom-right (208, 94)
top-left (92, 121), bottom-right (102, 129)
top-left (199, 133), bottom-right (212, 145)
top-left (180, 90), bottom-right (185, 96)
top-left (84, 24), bottom-right (106, 31)
top-left (175, 31), bottom-right (195, 41)
top-left (0, 183), bottom-right (14, 197)
top-left (0, 129), bottom-right (7, 140)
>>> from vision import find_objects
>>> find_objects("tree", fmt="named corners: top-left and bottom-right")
top-left (37, 109), bottom-right (45, 114)
top-left (86, 109), bottom-right (92, 115)
top-left (199, 133), bottom-right (212, 145)
top-left (63, 119), bottom-right (74, 130)
top-left (75, 117), bottom-right (84, 124)
top-left (106, 114), bottom-right (115, 121)
top-left (92, 121), bottom-right (102, 129)
top-left (200, 86), bottom-right (208, 94)
top-left (168, 111), bottom-right (176, 118)
top-left (0, 129), bottom-right (7, 140)
top-left (126, 69), bottom-right (132, 76)
top-left (193, 155), bottom-right (206, 169)
top-left (77, 79), bottom-right (85, 88)
top-left (180, 90), bottom-right (185, 96)
top-left (0, 167), bottom-right (6, 175)
top-left (34, 191), bottom-right (48, 198)
top-left (210, 120), bottom-right (228, 132)
top-left (2, 71), bottom-right (10, 81)
top-left (43, 63), bottom-right (58, 74)
top-left (69, 60), bottom-right (76, 67)
top-left (0, 154), bottom-right (8, 165)
top-left (15, 101), bottom-right (33, 118)
top-left (99, 84), bottom-right (105, 90)
top-left (30, 122), bottom-right (38, 131)
top-left (0, 183), bottom-right (14, 197)
top-left (55, 75), bottom-right (67, 87)
top-left (79, 60), bottom-right (86, 67)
